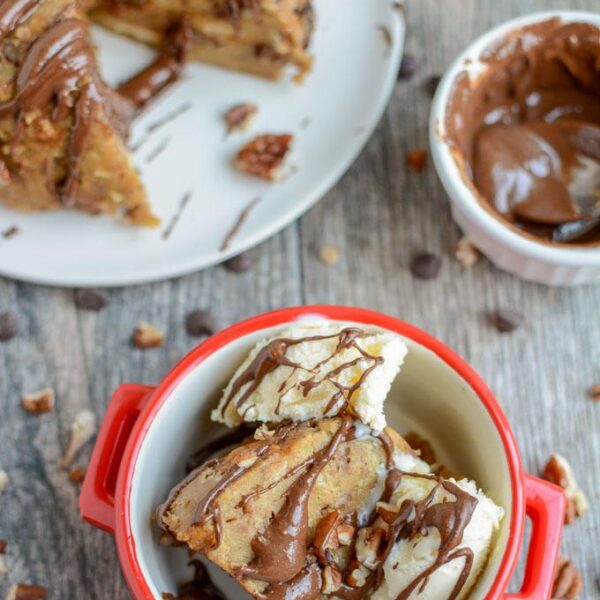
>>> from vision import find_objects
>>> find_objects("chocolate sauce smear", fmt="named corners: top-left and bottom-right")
top-left (446, 19), bottom-right (600, 244)
top-left (237, 417), bottom-right (352, 583)
top-left (118, 17), bottom-right (192, 111)
top-left (0, 0), bottom-right (38, 43)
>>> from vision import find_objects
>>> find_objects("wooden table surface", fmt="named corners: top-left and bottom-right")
top-left (1, 0), bottom-right (599, 598)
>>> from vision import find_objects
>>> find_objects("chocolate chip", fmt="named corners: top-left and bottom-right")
top-left (185, 310), bottom-right (217, 337)
top-left (424, 74), bottom-right (442, 97)
top-left (0, 311), bottom-right (18, 341)
top-left (490, 309), bottom-right (524, 333)
top-left (410, 253), bottom-right (441, 279)
top-left (397, 52), bottom-right (417, 81)
top-left (74, 289), bottom-right (108, 311)
top-left (223, 249), bottom-right (257, 273)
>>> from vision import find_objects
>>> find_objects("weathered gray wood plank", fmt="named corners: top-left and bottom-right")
top-left (1, 0), bottom-right (599, 598)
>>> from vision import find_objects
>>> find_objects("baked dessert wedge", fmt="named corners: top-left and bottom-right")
top-left (158, 418), bottom-right (423, 598)
top-left (0, 0), bottom-right (158, 226)
top-left (89, 0), bottom-right (314, 81)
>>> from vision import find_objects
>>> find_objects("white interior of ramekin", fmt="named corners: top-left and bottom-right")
top-left (128, 316), bottom-right (513, 598)
top-left (430, 10), bottom-right (600, 267)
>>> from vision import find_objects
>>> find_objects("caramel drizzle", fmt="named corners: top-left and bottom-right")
top-left (236, 417), bottom-right (352, 583)
top-left (221, 328), bottom-right (384, 420)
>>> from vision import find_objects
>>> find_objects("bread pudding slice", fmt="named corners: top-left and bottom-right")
top-left (90, 0), bottom-right (314, 81)
top-left (0, 0), bottom-right (157, 225)
top-left (158, 418), bottom-right (425, 598)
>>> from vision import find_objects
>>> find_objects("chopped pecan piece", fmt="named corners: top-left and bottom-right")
top-left (455, 237), bottom-right (481, 268)
top-left (6, 584), bottom-right (47, 600)
top-left (313, 510), bottom-right (343, 565)
top-left (542, 454), bottom-right (588, 524)
top-left (225, 103), bottom-right (258, 133)
top-left (552, 555), bottom-right (583, 600)
top-left (355, 526), bottom-right (386, 569)
top-left (21, 388), bottom-right (54, 414)
top-left (68, 466), bottom-right (86, 485)
top-left (321, 565), bottom-right (343, 594)
top-left (406, 148), bottom-right (428, 172)
top-left (133, 322), bottom-right (164, 349)
top-left (588, 384), bottom-right (600, 402)
top-left (234, 134), bottom-right (293, 181)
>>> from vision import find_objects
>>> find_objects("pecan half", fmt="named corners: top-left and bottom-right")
top-left (225, 103), bottom-right (257, 133)
top-left (234, 134), bottom-right (293, 181)
top-left (21, 388), bottom-right (54, 414)
top-left (542, 454), bottom-right (588, 525)
top-left (552, 556), bottom-right (583, 600)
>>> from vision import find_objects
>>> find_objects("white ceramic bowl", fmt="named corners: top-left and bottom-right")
top-left (80, 306), bottom-right (564, 599)
top-left (430, 11), bottom-right (600, 286)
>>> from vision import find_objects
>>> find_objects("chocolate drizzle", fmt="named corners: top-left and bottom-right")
top-left (386, 474), bottom-right (478, 600)
top-left (0, 0), bottom-right (38, 43)
top-left (258, 559), bottom-right (322, 600)
top-left (237, 417), bottom-right (352, 583)
top-left (163, 559), bottom-right (225, 599)
top-left (221, 328), bottom-right (384, 421)
top-left (117, 18), bottom-right (192, 111)
top-left (0, 13), bottom-right (133, 205)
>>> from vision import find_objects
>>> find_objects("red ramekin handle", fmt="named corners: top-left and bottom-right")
top-left (503, 473), bottom-right (566, 600)
top-left (79, 383), bottom-right (154, 534)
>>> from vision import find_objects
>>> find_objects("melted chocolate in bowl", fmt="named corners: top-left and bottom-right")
top-left (445, 18), bottom-right (600, 245)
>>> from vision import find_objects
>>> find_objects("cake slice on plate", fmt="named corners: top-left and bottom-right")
top-left (0, 0), bottom-right (158, 225)
top-left (89, 0), bottom-right (314, 81)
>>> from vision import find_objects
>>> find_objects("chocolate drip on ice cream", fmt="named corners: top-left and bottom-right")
top-left (220, 327), bottom-right (384, 420)
top-left (445, 19), bottom-right (600, 244)
top-left (118, 18), bottom-right (192, 111)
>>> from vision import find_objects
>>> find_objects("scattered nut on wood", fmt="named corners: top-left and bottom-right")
top-left (455, 237), bottom-right (481, 268)
top-left (542, 453), bottom-right (589, 525)
top-left (21, 388), bottom-right (54, 414)
top-left (60, 410), bottom-right (97, 470)
top-left (0, 539), bottom-right (6, 577)
top-left (68, 466), bottom-right (86, 485)
top-left (0, 470), bottom-right (8, 495)
top-left (224, 103), bottom-right (258, 133)
top-left (552, 555), bottom-right (583, 600)
top-left (319, 245), bottom-right (340, 266)
top-left (6, 584), bottom-right (48, 600)
top-left (588, 384), bottom-right (600, 402)
top-left (133, 322), bottom-right (164, 349)
top-left (406, 148), bottom-right (428, 172)
top-left (410, 253), bottom-right (441, 279)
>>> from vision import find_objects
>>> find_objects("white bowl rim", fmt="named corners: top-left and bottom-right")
top-left (430, 9), bottom-right (600, 267)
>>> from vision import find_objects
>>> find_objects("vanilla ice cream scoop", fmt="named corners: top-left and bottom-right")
top-left (211, 322), bottom-right (407, 432)
top-left (369, 474), bottom-right (504, 600)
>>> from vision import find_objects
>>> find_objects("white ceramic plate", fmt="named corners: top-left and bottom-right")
top-left (0, 0), bottom-right (405, 287)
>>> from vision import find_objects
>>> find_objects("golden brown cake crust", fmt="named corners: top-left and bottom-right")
top-left (160, 419), bottom-right (413, 597)
top-left (0, 0), bottom-right (158, 226)
top-left (90, 0), bottom-right (314, 81)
